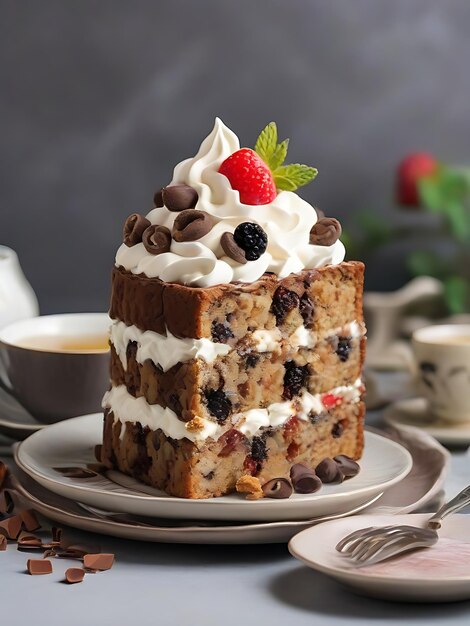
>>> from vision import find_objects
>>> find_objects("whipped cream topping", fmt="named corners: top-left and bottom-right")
top-left (103, 378), bottom-right (364, 442)
top-left (110, 321), bottom-right (231, 372)
top-left (109, 320), bottom-right (365, 372)
top-left (115, 118), bottom-right (345, 287)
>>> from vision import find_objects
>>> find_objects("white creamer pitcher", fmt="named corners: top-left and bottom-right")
top-left (0, 245), bottom-right (39, 329)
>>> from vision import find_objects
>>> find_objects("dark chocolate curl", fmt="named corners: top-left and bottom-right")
top-left (142, 225), bottom-right (172, 255)
top-left (220, 232), bottom-right (247, 264)
top-left (153, 189), bottom-right (164, 207)
top-left (173, 210), bottom-right (214, 242)
top-left (290, 463), bottom-right (322, 494)
top-left (309, 217), bottom-right (342, 246)
top-left (262, 478), bottom-right (293, 499)
top-left (315, 457), bottom-right (344, 484)
top-left (123, 213), bottom-right (151, 247)
top-left (162, 184), bottom-right (199, 212)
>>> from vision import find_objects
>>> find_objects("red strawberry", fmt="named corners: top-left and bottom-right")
top-left (396, 152), bottom-right (438, 206)
top-left (218, 148), bottom-right (277, 205)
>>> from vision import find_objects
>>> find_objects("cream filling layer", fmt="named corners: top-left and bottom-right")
top-left (103, 378), bottom-right (364, 443)
top-left (110, 320), bottom-right (365, 372)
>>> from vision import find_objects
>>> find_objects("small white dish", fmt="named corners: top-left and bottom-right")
top-left (289, 513), bottom-right (470, 602)
top-left (384, 398), bottom-right (470, 446)
top-left (16, 413), bottom-right (412, 522)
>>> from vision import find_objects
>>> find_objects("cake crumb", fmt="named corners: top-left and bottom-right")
top-left (236, 475), bottom-right (264, 500)
top-left (185, 417), bottom-right (206, 433)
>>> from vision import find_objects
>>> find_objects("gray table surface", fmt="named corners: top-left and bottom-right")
top-left (1, 373), bottom-right (469, 626)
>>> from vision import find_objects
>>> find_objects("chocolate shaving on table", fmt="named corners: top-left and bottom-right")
top-left (142, 225), bottom-right (172, 255)
top-left (162, 184), bottom-right (198, 212)
top-left (20, 510), bottom-right (41, 532)
top-left (52, 467), bottom-right (98, 479)
top-left (51, 527), bottom-right (62, 545)
top-left (220, 232), bottom-right (247, 264)
top-left (123, 213), bottom-right (151, 247)
top-left (0, 489), bottom-right (15, 515)
top-left (290, 464), bottom-right (322, 494)
top-left (309, 217), bottom-right (342, 246)
top-left (173, 210), bottom-right (214, 242)
top-left (27, 559), bottom-right (53, 575)
top-left (261, 478), bottom-right (293, 499)
top-left (0, 535), bottom-right (6, 551)
top-left (83, 553), bottom-right (115, 571)
top-left (334, 455), bottom-right (360, 478)
top-left (0, 460), bottom-right (7, 489)
top-left (315, 458), bottom-right (344, 484)
top-left (17, 531), bottom-right (43, 550)
top-left (0, 515), bottom-right (22, 540)
top-left (65, 568), bottom-right (85, 584)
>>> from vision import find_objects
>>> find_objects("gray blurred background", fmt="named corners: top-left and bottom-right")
top-left (1, 0), bottom-right (469, 313)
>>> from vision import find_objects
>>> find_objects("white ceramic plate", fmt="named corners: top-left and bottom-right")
top-left (384, 398), bottom-right (470, 446)
top-left (289, 513), bottom-right (470, 602)
top-left (16, 413), bottom-right (412, 522)
top-left (8, 470), bottom-right (382, 544)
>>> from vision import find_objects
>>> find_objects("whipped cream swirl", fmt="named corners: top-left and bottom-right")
top-left (116, 118), bottom-right (345, 287)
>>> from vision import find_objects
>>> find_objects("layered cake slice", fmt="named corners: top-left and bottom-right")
top-left (102, 119), bottom-right (366, 498)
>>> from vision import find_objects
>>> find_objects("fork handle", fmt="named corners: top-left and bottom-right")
top-left (427, 485), bottom-right (470, 530)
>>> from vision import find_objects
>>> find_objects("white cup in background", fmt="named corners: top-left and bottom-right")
top-left (412, 324), bottom-right (470, 424)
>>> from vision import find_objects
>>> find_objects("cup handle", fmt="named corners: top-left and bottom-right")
top-left (393, 342), bottom-right (418, 379)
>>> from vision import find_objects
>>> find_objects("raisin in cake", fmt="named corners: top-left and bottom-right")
top-left (101, 119), bottom-right (366, 498)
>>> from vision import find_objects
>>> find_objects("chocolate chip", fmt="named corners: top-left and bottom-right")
top-left (142, 225), bottom-right (172, 255)
top-left (65, 568), bottom-right (85, 584)
top-left (299, 293), bottom-right (315, 326)
top-left (123, 213), bottom-right (151, 247)
top-left (334, 455), bottom-right (360, 478)
top-left (17, 532), bottom-right (43, 550)
top-left (290, 464), bottom-right (322, 494)
top-left (331, 422), bottom-right (344, 438)
top-left (153, 188), bottom-right (164, 207)
top-left (220, 232), bottom-right (247, 264)
top-left (27, 559), bottom-right (53, 575)
top-left (309, 217), bottom-right (342, 246)
top-left (262, 478), bottom-right (293, 499)
top-left (162, 184), bottom-right (198, 212)
top-left (83, 553), bottom-right (115, 571)
top-left (173, 209), bottom-right (215, 242)
top-left (315, 458), bottom-right (343, 483)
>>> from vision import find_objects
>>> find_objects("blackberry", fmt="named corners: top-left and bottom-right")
top-left (233, 222), bottom-right (268, 261)
top-left (211, 321), bottom-right (234, 343)
top-left (205, 389), bottom-right (232, 423)
top-left (251, 436), bottom-right (268, 462)
top-left (283, 360), bottom-right (310, 400)
top-left (299, 293), bottom-right (315, 326)
top-left (336, 337), bottom-right (352, 362)
top-left (271, 286), bottom-right (300, 325)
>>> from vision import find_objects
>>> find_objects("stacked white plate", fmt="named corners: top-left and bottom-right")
top-left (11, 413), bottom-right (448, 544)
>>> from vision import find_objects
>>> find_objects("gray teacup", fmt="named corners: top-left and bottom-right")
top-left (0, 313), bottom-right (110, 424)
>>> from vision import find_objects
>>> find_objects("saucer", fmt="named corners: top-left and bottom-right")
top-left (16, 413), bottom-right (412, 522)
top-left (289, 513), bottom-right (470, 602)
top-left (384, 398), bottom-right (470, 446)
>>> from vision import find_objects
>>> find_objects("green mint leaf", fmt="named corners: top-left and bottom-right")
top-left (406, 250), bottom-right (443, 279)
top-left (273, 164), bottom-right (318, 191)
top-left (254, 122), bottom-right (277, 165)
top-left (268, 139), bottom-right (289, 171)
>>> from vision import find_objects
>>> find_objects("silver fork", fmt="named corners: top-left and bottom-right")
top-left (335, 485), bottom-right (470, 567)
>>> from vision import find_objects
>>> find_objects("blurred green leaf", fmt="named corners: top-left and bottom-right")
top-left (406, 250), bottom-right (443, 278)
top-left (418, 177), bottom-right (443, 213)
top-left (357, 210), bottom-right (394, 247)
top-left (443, 275), bottom-right (469, 314)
